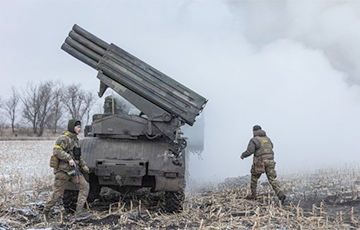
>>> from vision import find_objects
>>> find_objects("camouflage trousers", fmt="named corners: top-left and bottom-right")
top-left (250, 159), bottom-right (284, 197)
top-left (44, 171), bottom-right (89, 212)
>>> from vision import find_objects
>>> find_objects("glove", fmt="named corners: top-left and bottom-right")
top-left (240, 155), bottom-right (244, 160)
top-left (69, 159), bottom-right (75, 166)
top-left (82, 165), bottom-right (90, 173)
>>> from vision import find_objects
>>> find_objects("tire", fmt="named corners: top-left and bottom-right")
top-left (87, 174), bottom-right (101, 203)
top-left (164, 190), bottom-right (185, 213)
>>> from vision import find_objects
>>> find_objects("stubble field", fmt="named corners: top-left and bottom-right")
top-left (0, 140), bottom-right (360, 229)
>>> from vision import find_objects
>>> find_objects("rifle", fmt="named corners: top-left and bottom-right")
top-left (73, 161), bottom-right (80, 184)
top-left (67, 147), bottom-right (81, 184)
top-left (67, 161), bottom-right (80, 184)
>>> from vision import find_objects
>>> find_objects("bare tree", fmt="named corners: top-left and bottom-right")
top-left (37, 81), bottom-right (53, 136)
top-left (47, 83), bottom-right (64, 134)
top-left (0, 116), bottom-right (5, 135)
top-left (0, 96), bottom-right (5, 134)
top-left (22, 82), bottom-right (39, 135)
top-left (21, 81), bottom-right (54, 136)
top-left (83, 91), bottom-right (96, 125)
top-left (62, 84), bottom-right (95, 124)
top-left (4, 87), bottom-right (19, 134)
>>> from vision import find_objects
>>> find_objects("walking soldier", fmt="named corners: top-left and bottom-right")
top-left (43, 119), bottom-right (92, 221)
top-left (240, 125), bottom-right (286, 204)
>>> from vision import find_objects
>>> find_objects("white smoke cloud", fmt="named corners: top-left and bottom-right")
top-left (186, 0), bottom-right (360, 182)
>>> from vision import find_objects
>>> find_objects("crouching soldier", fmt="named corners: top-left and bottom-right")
top-left (240, 125), bottom-right (286, 204)
top-left (43, 119), bottom-right (92, 222)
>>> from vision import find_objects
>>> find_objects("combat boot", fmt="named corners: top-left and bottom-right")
top-left (278, 194), bottom-right (286, 205)
top-left (75, 209), bottom-right (93, 222)
top-left (42, 210), bottom-right (51, 221)
top-left (245, 193), bottom-right (257, 200)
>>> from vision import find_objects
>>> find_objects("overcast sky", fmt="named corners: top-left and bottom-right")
top-left (1, 0), bottom-right (360, 183)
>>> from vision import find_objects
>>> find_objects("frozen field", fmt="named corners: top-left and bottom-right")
top-left (0, 141), bottom-right (360, 229)
top-left (0, 140), bottom-right (54, 198)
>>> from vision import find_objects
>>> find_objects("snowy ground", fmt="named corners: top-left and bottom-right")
top-left (1, 141), bottom-right (360, 229)
top-left (0, 140), bottom-right (54, 196)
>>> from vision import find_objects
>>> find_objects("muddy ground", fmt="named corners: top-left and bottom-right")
top-left (1, 172), bottom-right (360, 230)
top-left (1, 141), bottom-right (360, 229)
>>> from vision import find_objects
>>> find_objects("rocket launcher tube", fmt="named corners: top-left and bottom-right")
top-left (98, 52), bottom-right (201, 125)
top-left (65, 37), bottom-right (102, 63)
top-left (69, 30), bottom-right (106, 56)
top-left (61, 43), bottom-right (98, 69)
top-left (72, 24), bottom-right (109, 50)
top-left (61, 24), bottom-right (207, 126)
top-left (104, 45), bottom-right (204, 110)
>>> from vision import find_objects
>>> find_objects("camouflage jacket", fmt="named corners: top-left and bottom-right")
top-left (53, 131), bottom-right (87, 173)
top-left (241, 129), bottom-right (274, 159)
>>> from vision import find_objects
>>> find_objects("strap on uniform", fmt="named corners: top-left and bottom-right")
top-left (255, 152), bottom-right (274, 158)
top-left (261, 152), bottom-right (274, 160)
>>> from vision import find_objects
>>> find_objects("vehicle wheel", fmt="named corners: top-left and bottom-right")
top-left (63, 189), bottom-right (79, 212)
top-left (164, 190), bottom-right (184, 213)
top-left (87, 174), bottom-right (101, 203)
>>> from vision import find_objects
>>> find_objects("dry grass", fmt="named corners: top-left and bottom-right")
top-left (0, 140), bottom-right (359, 229)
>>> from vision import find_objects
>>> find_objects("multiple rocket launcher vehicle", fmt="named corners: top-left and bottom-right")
top-left (61, 25), bottom-right (207, 211)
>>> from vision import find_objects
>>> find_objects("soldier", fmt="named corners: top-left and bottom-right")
top-left (43, 119), bottom-right (92, 221)
top-left (103, 95), bottom-right (128, 115)
top-left (240, 125), bottom-right (286, 204)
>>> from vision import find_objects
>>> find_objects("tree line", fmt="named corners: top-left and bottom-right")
top-left (0, 81), bottom-right (95, 136)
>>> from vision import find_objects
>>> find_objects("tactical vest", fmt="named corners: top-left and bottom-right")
top-left (50, 132), bottom-right (81, 169)
top-left (254, 136), bottom-right (274, 157)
